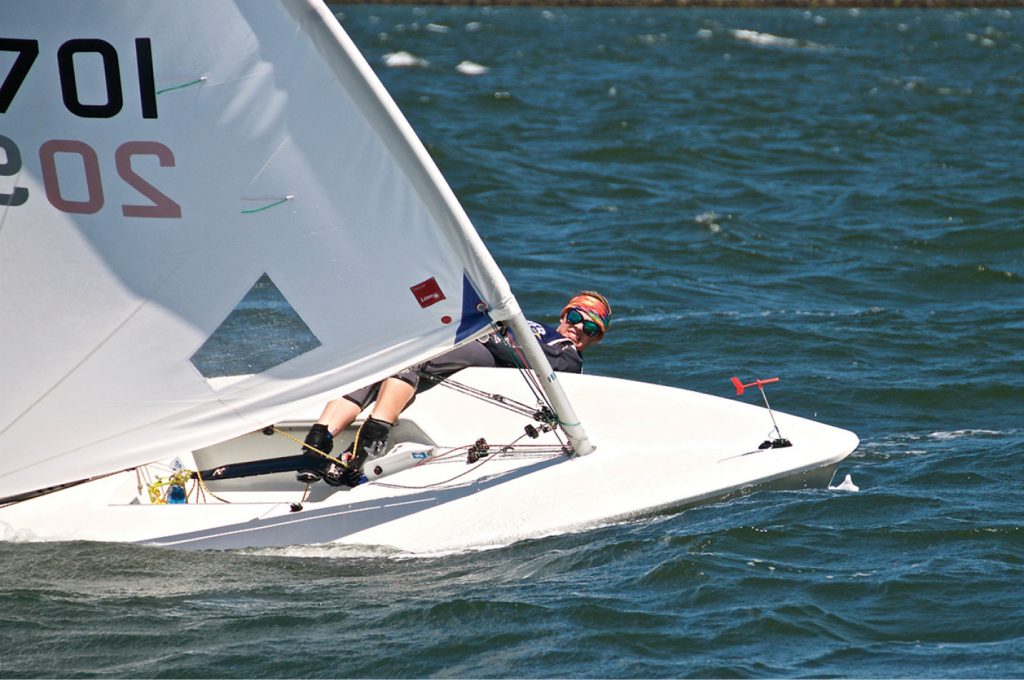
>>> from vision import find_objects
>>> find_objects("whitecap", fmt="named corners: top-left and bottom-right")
top-left (967, 33), bottom-right (996, 48)
top-left (456, 60), bottom-right (489, 75)
top-left (695, 211), bottom-right (722, 233)
top-left (637, 33), bottom-right (667, 45)
top-left (732, 29), bottom-right (798, 48)
top-left (928, 429), bottom-right (1002, 440)
top-left (732, 28), bottom-right (824, 50)
top-left (244, 541), bottom-right (411, 560)
top-left (383, 51), bottom-right (428, 68)
top-left (466, 21), bottom-right (483, 32)
top-left (426, 23), bottom-right (449, 33)
top-left (829, 474), bottom-right (860, 492)
top-left (805, 12), bottom-right (827, 26)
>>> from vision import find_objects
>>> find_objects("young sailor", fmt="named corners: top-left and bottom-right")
top-left (297, 291), bottom-right (612, 486)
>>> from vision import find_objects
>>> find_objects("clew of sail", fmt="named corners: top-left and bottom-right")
top-left (0, 1), bottom-right (553, 500)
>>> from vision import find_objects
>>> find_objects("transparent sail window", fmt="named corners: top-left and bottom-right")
top-left (190, 273), bottom-right (321, 379)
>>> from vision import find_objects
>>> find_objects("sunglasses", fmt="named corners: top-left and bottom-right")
top-left (565, 308), bottom-right (602, 337)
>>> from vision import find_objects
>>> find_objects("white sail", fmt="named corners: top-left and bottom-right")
top-left (0, 1), bottom-right (524, 499)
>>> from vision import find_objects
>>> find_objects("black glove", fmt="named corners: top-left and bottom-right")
top-left (301, 423), bottom-right (333, 458)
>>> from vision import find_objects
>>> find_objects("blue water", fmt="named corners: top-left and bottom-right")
top-left (3, 7), bottom-right (1023, 677)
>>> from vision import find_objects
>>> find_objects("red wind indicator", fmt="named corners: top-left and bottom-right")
top-left (730, 376), bottom-right (780, 396)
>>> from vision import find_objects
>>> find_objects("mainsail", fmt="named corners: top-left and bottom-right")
top-left (0, 1), bottom-right (562, 499)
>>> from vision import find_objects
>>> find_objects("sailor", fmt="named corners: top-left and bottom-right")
top-left (297, 291), bottom-right (612, 486)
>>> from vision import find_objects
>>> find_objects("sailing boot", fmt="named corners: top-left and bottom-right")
top-left (295, 423), bottom-right (333, 483)
top-left (321, 416), bottom-right (392, 487)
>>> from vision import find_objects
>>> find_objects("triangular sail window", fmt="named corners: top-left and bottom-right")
top-left (190, 273), bottom-right (321, 378)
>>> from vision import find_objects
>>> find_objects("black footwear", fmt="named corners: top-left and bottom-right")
top-left (328, 416), bottom-right (392, 487)
top-left (295, 423), bottom-right (333, 483)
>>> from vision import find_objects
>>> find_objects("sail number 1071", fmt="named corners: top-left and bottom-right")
top-left (1, 36), bottom-right (181, 218)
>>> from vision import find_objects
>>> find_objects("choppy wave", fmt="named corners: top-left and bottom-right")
top-left (383, 50), bottom-right (429, 67)
top-left (455, 60), bottom-right (489, 75)
top-left (730, 28), bottom-right (828, 50)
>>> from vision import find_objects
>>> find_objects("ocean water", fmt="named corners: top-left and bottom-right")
top-left (3, 6), bottom-right (1023, 678)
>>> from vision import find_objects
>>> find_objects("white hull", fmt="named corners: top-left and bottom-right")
top-left (0, 370), bottom-right (857, 553)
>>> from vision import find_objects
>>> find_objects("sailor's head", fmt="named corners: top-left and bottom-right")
top-left (559, 291), bottom-right (611, 352)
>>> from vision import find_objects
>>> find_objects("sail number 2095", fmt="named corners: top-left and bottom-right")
top-left (1, 36), bottom-right (180, 218)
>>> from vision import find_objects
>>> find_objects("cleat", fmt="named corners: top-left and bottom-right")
top-left (320, 461), bottom-right (362, 488)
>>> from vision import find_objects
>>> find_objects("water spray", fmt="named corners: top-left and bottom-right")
top-left (730, 376), bottom-right (792, 449)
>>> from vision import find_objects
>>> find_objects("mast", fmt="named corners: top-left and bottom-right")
top-left (505, 313), bottom-right (595, 456)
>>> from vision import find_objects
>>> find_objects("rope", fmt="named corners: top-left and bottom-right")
top-left (192, 468), bottom-right (231, 504)
top-left (422, 324), bottom-right (568, 451)
top-left (498, 325), bottom-right (554, 407)
top-left (416, 371), bottom-right (538, 418)
top-left (372, 442), bottom-right (564, 490)
top-left (137, 328), bottom-right (572, 502)
top-left (146, 468), bottom-right (195, 504)
top-left (496, 326), bottom-right (569, 434)
top-left (144, 466), bottom-right (231, 505)
top-left (270, 425), bottom-right (345, 464)
top-left (497, 328), bottom-right (571, 450)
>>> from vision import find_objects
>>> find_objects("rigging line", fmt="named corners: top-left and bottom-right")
top-left (369, 444), bottom-right (477, 489)
top-left (501, 328), bottom-right (544, 394)
top-left (192, 467), bottom-right (231, 504)
top-left (373, 443), bottom-right (561, 491)
top-left (414, 330), bottom-right (568, 448)
top-left (424, 445), bottom-right (562, 464)
top-left (484, 324), bottom-right (571, 450)
top-left (502, 329), bottom-right (560, 420)
top-left (271, 426), bottom-right (345, 465)
top-left (478, 322), bottom-right (554, 414)
top-left (497, 329), bottom-right (570, 449)
top-left (416, 372), bottom-right (537, 417)
top-left (415, 321), bottom-right (544, 417)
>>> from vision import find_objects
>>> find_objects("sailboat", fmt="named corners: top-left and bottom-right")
top-left (0, 1), bottom-right (857, 553)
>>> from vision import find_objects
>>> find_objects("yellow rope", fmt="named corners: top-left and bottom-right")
top-left (146, 469), bottom-right (194, 504)
top-left (270, 426), bottom-right (346, 465)
top-left (144, 425), bottom-right (346, 504)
